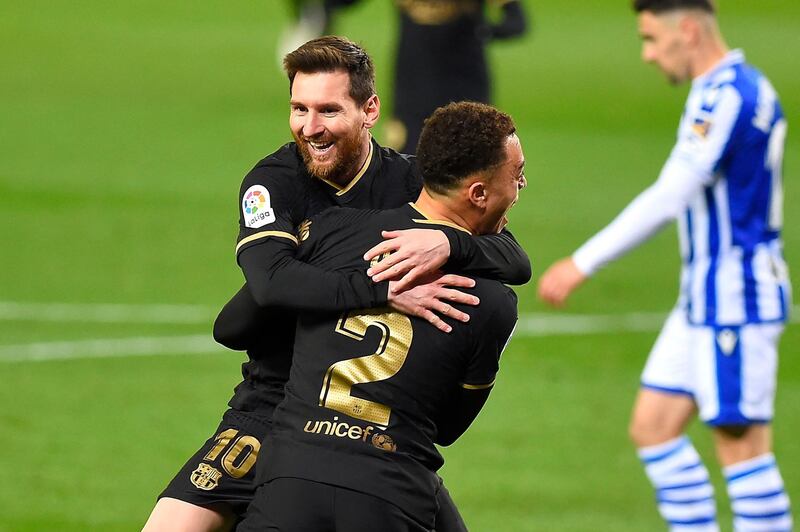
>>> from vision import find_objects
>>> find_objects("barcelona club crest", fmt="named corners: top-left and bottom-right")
top-left (372, 433), bottom-right (397, 452)
top-left (190, 463), bottom-right (223, 491)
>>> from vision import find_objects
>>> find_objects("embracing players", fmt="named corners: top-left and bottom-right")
top-left (237, 101), bottom-right (525, 532)
top-left (143, 36), bottom-right (530, 532)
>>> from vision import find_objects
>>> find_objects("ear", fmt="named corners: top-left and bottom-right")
top-left (467, 180), bottom-right (488, 209)
top-left (363, 95), bottom-right (380, 129)
top-left (678, 15), bottom-right (700, 46)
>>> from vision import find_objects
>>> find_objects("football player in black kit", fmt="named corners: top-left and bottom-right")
top-left (389, 0), bottom-right (528, 153)
top-left (142, 38), bottom-right (529, 532)
top-left (237, 101), bottom-right (524, 532)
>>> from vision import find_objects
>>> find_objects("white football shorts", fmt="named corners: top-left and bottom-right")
top-left (641, 308), bottom-right (784, 426)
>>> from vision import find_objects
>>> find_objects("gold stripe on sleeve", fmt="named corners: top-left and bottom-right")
top-left (235, 231), bottom-right (298, 254)
top-left (461, 380), bottom-right (496, 390)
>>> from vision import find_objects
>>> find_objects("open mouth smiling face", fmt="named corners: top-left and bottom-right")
top-left (289, 70), bottom-right (370, 181)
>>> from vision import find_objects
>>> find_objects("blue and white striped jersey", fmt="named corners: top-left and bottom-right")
top-left (573, 50), bottom-right (790, 326)
top-left (675, 50), bottom-right (789, 325)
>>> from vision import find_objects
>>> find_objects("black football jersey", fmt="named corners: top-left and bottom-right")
top-left (228, 140), bottom-right (422, 413)
top-left (258, 204), bottom-right (518, 524)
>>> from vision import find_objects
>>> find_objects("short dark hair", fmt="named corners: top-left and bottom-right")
top-left (632, 0), bottom-right (715, 14)
top-left (417, 101), bottom-right (517, 195)
top-left (283, 36), bottom-right (376, 105)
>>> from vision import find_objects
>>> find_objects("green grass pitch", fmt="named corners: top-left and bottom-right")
top-left (1, 1), bottom-right (798, 530)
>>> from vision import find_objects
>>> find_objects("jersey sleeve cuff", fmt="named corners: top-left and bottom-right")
top-left (441, 227), bottom-right (470, 270)
top-left (571, 248), bottom-right (597, 277)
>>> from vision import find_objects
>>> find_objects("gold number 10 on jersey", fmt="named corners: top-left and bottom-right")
top-left (319, 310), bottom-right (414, 428)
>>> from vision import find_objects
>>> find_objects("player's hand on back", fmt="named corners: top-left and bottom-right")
top-left (388, 272), bottom-right (479, 333)
top-left (364, 229), bottom-right (450, 291)
top-left (537, 257), bottom-right (588, 307)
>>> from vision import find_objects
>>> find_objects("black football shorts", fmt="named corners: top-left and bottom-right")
top-left (237, 477), bottom-right (431, 532)
top-left (158, 408), bottom-right (272, 518)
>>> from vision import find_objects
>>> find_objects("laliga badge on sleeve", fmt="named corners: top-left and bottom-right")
top-left (691, 117), bottom-right (712, 139)
top-left (242, 185), bottom-right (276, 228)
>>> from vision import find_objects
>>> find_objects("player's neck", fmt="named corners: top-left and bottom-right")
top-left (691, 37), bottom-right (729, 80)
top-left (414, 189), bottom-right (475, 234)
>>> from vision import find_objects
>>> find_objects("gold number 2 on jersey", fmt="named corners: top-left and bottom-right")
top-left (319, 310), bottom-right (413, 428)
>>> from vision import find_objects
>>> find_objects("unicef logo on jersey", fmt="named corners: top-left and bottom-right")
top-left (242, 185), bottom-right (276, 229)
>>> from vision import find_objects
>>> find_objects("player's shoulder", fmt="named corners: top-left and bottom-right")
top-left (310, 205), bottom-right (383, 228)
top-left (308, 205), bottom-right (411, 236)
top-left (471, 279), bottom-right (519, 326)
top-left (240, 143), bottom-right (306, 191)
top-left (376, 142), bottom-right (416, 168)
top-left (256, 142), bottom-right (302, 168)
top-left (300, 205), bottom-right (416, 252)
top-left (375, 143), bottom-right (420, 178)
top-left (705, 56), bottom-right (772, 108)
top-left (473, 279), bottom-right (518, 309)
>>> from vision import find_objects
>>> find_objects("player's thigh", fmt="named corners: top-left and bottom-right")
top-left (335, 486), bottom-right (430, 532)
top-left (237, 478), bottom-right (334, 532)
top-left (630, 388), bottom-right (696, 446)
top-left (157, 409), bottom-right (270, 521)
top-left (142, 497), bottom-right (233, 532)
top-left (696, 322), bottom-right (783, 426)
top-left (713, 423), bottom-right (773, 466)
top-left (633, 310), bottom-right (697, 444)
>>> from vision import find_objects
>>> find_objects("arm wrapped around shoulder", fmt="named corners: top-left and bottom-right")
top-left (444, 228), bottom-right (531, 285)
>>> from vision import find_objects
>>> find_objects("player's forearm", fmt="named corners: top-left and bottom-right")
top-left (239, 242), bottom-right (388, 312)
top-left (490, 1), bottom-right (527, 40)
top-left (213, 284), bottom-right (264, 350)
top-left (444, 228), bottom-right (531, 285)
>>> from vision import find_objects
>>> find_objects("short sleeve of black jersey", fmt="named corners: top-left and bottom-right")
top-left (442, 228), bottom-right (531, 285)
top-left (462, 283), bottom-right (518, 389)
top-left (236, 147), bottom-right (305, 257)
top-left (434, 282), bottom-right (518, 446)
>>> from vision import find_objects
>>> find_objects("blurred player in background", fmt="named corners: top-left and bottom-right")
top-left (280, 0), bottom-right (529, 154)
top-left (538, 1), bottom-right (791, 531)
top-left (277, 0), bottom-right (359, 65)
top-left (143, 36), bottom-right (530, 532)
top-left (386, 0), bottom-right (528, 154)
top-left (237, 101), bottom-right (523, 532)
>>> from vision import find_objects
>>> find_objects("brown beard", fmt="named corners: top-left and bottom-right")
top-left (294, 127), bottom-right (365, 185)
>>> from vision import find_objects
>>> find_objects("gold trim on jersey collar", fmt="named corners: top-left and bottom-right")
top-left (408, 202), bottom-right (472, 234)
top-left (318, 139), bottom-right (374, 196)
top-left (235, 231), bottom-right (298, 255)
